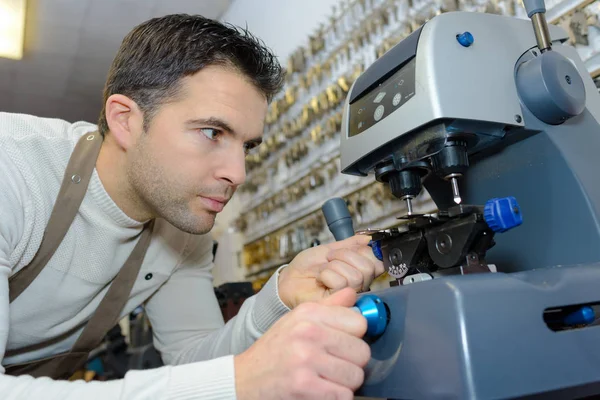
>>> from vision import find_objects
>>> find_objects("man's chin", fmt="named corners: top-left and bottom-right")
top-left (166, 212), bottom-right (216, 235)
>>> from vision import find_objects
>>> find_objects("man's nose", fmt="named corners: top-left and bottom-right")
top-left (216, 147), bottom-right (247, 186)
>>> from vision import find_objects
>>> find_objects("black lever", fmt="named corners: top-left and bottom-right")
top-left (321, 197), bottom-right (354, 241)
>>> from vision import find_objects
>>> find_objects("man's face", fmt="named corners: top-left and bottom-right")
top-left (127, 65), bottom-right (267, 234)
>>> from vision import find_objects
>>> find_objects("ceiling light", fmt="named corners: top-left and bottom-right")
top-left (0, 0), bottom-right (26, 60)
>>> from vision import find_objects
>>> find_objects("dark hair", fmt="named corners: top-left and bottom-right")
top-left (98, 14), bottom-right (285, 136)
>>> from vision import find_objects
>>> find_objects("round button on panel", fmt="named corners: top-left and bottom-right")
top-left (393, 92), bottom-right (402, 106)
top-left (457, 31), bottom-right (474, 47)
top-left (374, 105), bottom-right (385, 121)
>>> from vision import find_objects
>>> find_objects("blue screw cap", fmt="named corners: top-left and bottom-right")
top-left (484, 196), bottom-right (523, 233)
top-left (355, 294), bottom-right (388, 337)
top-left (457, 32), bottom-right (474, 47)
top-left (369, 240), bottom-right (383, 261)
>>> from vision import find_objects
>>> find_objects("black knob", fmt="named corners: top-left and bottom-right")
top-left (388, 169), bottom-right (422, 199)
top-left (431, 141), bottom-right (469, 178)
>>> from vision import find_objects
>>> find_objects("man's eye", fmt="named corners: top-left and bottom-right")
top-left (200, 128), bottom-right (220, 140)
top-left (244, 142), bottom-right (260, 155)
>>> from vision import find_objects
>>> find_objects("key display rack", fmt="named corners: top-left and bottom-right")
top-left (234, 0), bottom-right (600, 289)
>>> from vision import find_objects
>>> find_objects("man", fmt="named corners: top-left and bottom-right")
top-left (0, 14), bottom-right (384, 400)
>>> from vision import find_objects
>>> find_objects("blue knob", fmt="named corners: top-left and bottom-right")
top-left (564, 306), bottom-right (595, 326)
top-left (368, 240), bottom-right (383, 261)
top-left (484, 196), bottom-right (523, 233)
top-left (353, 294), bottom-right (388, 337)
top-left (457, 32), bottom-right (474, 47)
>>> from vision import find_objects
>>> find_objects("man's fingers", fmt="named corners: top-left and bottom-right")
top-left (355, 245), bottom-right (386, 276)
top-left (314, 353), bottom-right (366, 391)
top-left (320, 287), bottom-right (357, 308)
top-left (325, 234), bottom-right (372, 251)
top-left (322, 259), bottom-right (365, 291)
top-left (295, 300), bottom-right (368, 339)
top-left (319, 325), bottom-right (371, 366)
top-left (326, 249), bottom-right (377, 291)
top-left (318, 268), bottom-right (349, 292)
top-left (324, 235), bottom-right (385, 279)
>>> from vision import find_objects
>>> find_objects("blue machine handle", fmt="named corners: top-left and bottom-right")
top-left (352, 294), bottom-right (389, 337)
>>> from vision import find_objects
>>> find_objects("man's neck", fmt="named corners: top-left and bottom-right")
top-left (96, 137), bottom-right (153, 223)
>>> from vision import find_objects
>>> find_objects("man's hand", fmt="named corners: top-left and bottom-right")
top-left (234, 288), bottom-right (369, 400)
top-left (278, 235), bottom-right (385, 309)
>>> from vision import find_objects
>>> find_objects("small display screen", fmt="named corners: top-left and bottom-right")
top-left (348, 58), bottom-right (417, 138)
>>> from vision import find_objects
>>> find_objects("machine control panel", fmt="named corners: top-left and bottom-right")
top-left (348, 58), bottom-right (417, 138)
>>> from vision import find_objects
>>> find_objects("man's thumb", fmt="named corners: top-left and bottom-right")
top-left (320, 287), bottom-right (357, 307)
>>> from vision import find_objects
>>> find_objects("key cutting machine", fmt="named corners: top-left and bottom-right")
top-left (322, 1), bottom-right (600, 398)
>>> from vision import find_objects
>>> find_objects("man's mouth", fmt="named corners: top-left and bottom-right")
top-left (198, 196), bottom-right (228, 213)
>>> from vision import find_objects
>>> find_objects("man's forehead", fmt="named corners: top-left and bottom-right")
top-left (175, 71), bottom-right (268, 138)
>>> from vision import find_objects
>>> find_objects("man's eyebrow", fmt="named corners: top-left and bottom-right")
top-left (185, 117), bottom-right (236, 135)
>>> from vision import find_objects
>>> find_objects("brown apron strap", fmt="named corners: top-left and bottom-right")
top-left (9, 132), bottom-right (103, 303)
top-left (5, 131), bottom-right (155, 379)
top-left (4, 322), bottom-right (86, 358)
top-left (71, 219), bottom-right (154, 353)
top-left (5, 222), bottom-right (153, 358)
top-left (5, 224), bottom-right (153, 378)
top-left (4, 351), bottom-right (90, 379)
top-left (6, 221), bottom-right (153, 359)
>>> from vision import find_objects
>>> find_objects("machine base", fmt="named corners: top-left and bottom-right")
top-left (358, 264), bottom-right (600, 399)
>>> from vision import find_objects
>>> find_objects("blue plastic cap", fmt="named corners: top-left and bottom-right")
top-left (369, 240), bottom-right (383, 261)
top-left (484, 196), bottom-right (523, 233)
top-left (355, 294), bottom-right (388, 337)
top-left (564, 306), bottom-right (595, 326)
top-left (457, 32), bottom-right (474, 47)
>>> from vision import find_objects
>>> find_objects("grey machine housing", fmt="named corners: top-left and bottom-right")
top-left (339, 11), bottom-right (600, 400)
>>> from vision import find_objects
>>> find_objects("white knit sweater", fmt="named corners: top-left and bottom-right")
top-left (0, 112), bottom-right (290, 399)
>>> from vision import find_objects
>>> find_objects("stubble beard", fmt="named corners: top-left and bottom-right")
top-left (126, 139), bottom-right (216, 235)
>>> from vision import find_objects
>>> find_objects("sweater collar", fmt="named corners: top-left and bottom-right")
top-left (88, 168), bottom-right (148, 229)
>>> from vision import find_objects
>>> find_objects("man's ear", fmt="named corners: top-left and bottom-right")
top-left (105, 94), bottom-right (144, 150)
